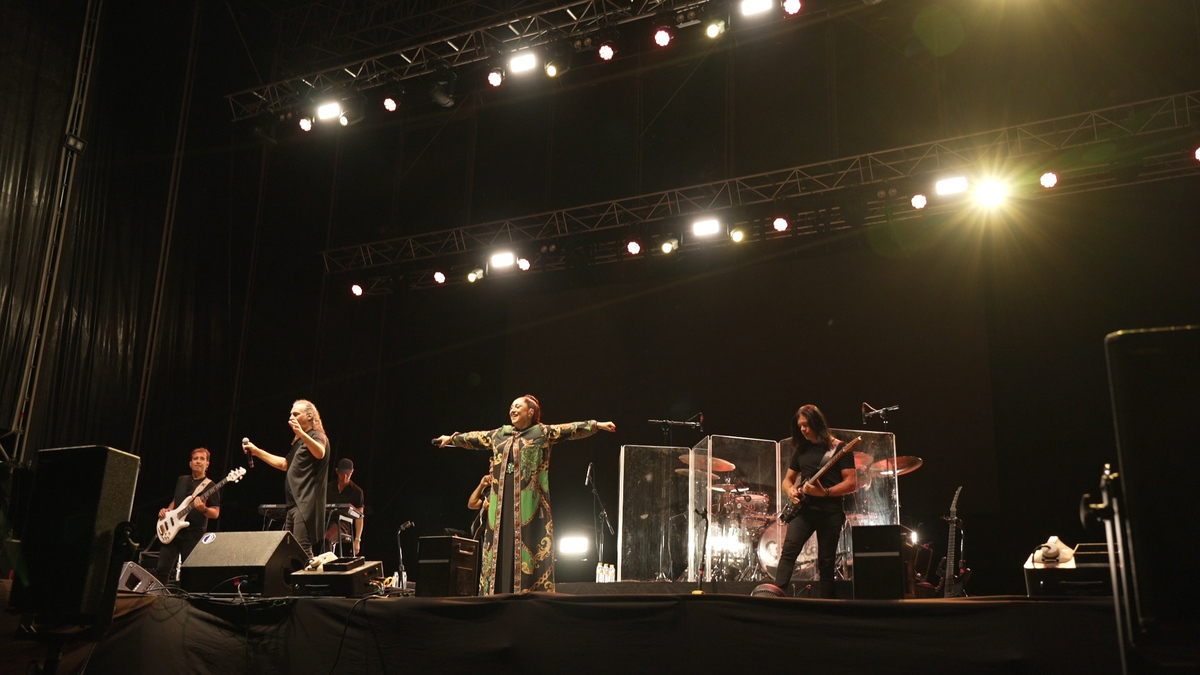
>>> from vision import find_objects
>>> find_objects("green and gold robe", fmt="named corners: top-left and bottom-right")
top-left (449, 421), bottom-right (599, 594)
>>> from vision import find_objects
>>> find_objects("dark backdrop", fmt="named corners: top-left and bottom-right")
top-left (2, 0), bottom-right (1199, 595)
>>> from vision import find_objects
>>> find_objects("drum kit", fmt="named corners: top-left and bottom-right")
top-left (677, 451), bottom-right (924, 583)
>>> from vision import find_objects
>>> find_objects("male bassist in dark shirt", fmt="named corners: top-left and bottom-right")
top-left (770, 405), bottom-right (856, 598)
top-left (155, 447), bottom-right (221, 582)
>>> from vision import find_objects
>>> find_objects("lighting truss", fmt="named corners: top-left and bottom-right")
top-left (227, 0), bottom-right (701, 120)
top-left (323, 89), bottom-right (1200, 288)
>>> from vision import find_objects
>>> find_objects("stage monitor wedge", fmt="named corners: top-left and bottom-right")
top-left (180, 530), bottom-right (308, 596)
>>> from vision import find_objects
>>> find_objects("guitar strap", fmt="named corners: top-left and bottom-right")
top-left (190, 477), bottom-right (213, 498)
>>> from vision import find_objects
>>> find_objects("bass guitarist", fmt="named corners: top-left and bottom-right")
top-left (155, 447), bottom-right (221, 582)
top-left (770, 405), bottom-right (856, 598)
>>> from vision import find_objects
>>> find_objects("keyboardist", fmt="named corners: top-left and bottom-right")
top-left (325, 458), bottom-right (365, 555)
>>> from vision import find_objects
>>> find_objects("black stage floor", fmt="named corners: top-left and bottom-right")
top-left (1, 580), bottom-right (1127, 675)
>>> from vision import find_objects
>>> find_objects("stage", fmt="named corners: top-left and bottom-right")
top-left (1, 580), bottom-right (1124, 674)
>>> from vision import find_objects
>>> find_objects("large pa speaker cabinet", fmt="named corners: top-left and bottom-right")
top-left (10, 445), bottom-right (139, 624)
top-left (851, 525), bottom-right (914, 600)
top-left (417, 535), bottom-right (479, 597)
top-left (1106, 327), bottom-right (1200, 642)
top-left (179, 531), bottom-right (308, 596)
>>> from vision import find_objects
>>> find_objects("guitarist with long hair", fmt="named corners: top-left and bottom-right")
top-left (154, 447), bottom-right (221, 582)
top-left (769, 405), bottom-right (856, 598)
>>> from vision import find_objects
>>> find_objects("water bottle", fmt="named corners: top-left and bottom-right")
top-left (596, 562), bottom-right (604, 582)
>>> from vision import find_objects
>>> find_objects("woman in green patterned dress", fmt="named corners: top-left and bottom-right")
top-left (435, 395), bottom-right (616, 594)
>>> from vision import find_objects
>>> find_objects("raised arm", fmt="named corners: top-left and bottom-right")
top-left (435, 430), bottom-right (496, 450)
top-left (545, 420), bottom-right (617, 443)
top-left (243, 438), bottom-right (288, 471)
top-left (290, 418), bottom-right (326, 459)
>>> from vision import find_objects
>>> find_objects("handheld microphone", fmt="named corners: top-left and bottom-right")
top-left (242, 437), bottom-right (253, 468)
top-left (399, 521), bottom-right (415, 532)
top-left (585, 462), bottom-right (593, 486)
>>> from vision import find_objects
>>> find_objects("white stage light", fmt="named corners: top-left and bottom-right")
top-left (509, 52), bottom-right (537, 73)
top-left (517, 258), bottom-right (531, 271)
top-left (741, 0), bottom-right (773, 15)
top-left (783, 0), bottom-right (803, 15)
top-left (468, 268), bottom-right (484, 283)
top-left (627, 241), bottom-right (642, 255)
top-left (706, 20), bottom-right (726, 38)
top-left (433, 272), bottom-right (446, 284)
top-left (598, 42), bottom-right (615, 61)
top-left (693, 219), bottom-right (720, 236)
top-left (654, 27), bottom-right (672, 47)
top-left (935, 176), bottom-right (968, 195)
top-left (661, 238), bottom-right (678, 254)
top-left (976, 180), bottom-right (1008, 207)
top-left (351, 284), bottom-right (363, 296)
top-left (730, 229), bottom-right (745, 243)
top-left (488, 68), bottom-right (504, 87)
top-left (911, 194), bottom-right (928, 209)
top-left (772, 217), bottom-right (789, 232)
top-left (558, 536), bottom-right (589, 555)
top-left (1040, 172), bottom-right (1058, 188)
top-left (491, 252), bottom-right (515, 268)
top-left (383, 97), bottom-right (398, 112)
top-left (298, 117), bottom-right (312, 132)
top-left (317, 102), bottom-right (342, 120)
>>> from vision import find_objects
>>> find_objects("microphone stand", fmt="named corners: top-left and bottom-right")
top-left (862, 403), bottom-right (899, 430)
top-left (588, 470), bottom-right (615, 576)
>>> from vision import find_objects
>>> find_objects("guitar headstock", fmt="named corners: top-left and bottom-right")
top-left (949, 485), bottom-right (963, 513)
top-left (227, 467), bottom-right (247, 483)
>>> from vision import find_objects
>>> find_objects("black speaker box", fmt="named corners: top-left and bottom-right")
top-left (417, 535), bottom-right (479, 597)
top-left (851, 524), bottom-right (915, 600)
top-left (10, 445), bottom-right (139, 624)
top-left (179, 531), bottom-right (308, 596)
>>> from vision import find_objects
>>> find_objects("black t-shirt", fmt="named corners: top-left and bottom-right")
top-left (786, 437), bottom-right (855, 513)
top-left (285, 428), bottom-right (329, 510)
top-left (327, 480), bottom-right (364, 509)
top-left (173, 474), bottom-right (222, 532)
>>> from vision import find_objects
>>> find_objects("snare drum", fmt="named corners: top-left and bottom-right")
top-left (756, 518), bottom-right (817, 581)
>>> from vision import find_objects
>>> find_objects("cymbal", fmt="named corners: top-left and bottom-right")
top-left (853, 451), bottom-right (873, 470)
top-left (675, 467), bottom-right (720, 482)
top-left (678, 454), bottom-right (736, 472)
top-left (870, 456), bottom-right (923, 477)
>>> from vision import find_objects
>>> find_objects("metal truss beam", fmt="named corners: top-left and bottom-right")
top-left (322, 89), bottom-right (1200, 289)
top-left (228, 0), bottom-right (688, 120)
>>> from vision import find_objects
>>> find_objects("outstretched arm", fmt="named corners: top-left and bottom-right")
top-left (545, 420), bottom-right (617, 443)
top-left (243, 438), bottom-right (288, 471)
top-left (435, 430), bottom-right (495, 450)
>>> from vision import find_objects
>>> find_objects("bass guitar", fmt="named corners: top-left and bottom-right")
top-left (156, 467), bottom-right (245, 544)
top-left (779, 437), bottom-right (861, 524)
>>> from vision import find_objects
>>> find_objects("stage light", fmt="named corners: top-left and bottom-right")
top-left (351, 284), bottom-right (363, 297)
top-left (517, 258), bottom-right (531, 271)
top-left (509, 52), bottom-right (537, 73)
top-left (1040, 172), bottom-right (1058, 188)
top-left (598, 42), bottom-right (616, 61)
top-left (935, 176), bottom-right (968, 195)
top-left (491, 252), bottom-right (515, 268)
top-left (661, 238), bottom-right (679, 254)
top-left (653, 26), bottom-right (673, 47)
top-left (1195, 146), bottom-right (1200, 161)
top-left (675, 9), bottom-right (701, 28)
top-left (772, 217), bottom-right (789, 232)
top-left (468, 268), bottom-right (484, 283)
top-left (911, 194), bottom-right (928, 209)
top-left (383, 96), bottom-right (398, 112)
top-left (627, 241), bottom-right (642, 255)
top-left (783, 0), bottom-right (802, 15)
top-left (317, 102), bottom-right (342, 120)
top-left (976, 180), bottom-right (1008, 207)
top-left (741, 0), bottom-right (773, 16)
top-left (298, 117), bottom-right (312, 132)
top-left (433, 272), bottom-right (446, 284)
top-left (339, 114), bottom-right (349, 126)
top-left (488, 68), bottom-right (505, 87)
top-left (559, 536), bottom-right (589, 555)
top-left (730, 228), bottom-right (745, 243)
top-left (706, 19), bottom-right (726, 38)
top-left (693, 219), bottom-right (720, 236)
top-left (545, 61), bottom-right (561, 77)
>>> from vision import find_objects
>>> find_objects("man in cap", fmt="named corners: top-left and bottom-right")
top-left (325, 457), bottom-right (365, 555)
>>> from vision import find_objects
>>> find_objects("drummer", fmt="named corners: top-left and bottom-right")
top-left (770, 404), bottom-right (856, 597)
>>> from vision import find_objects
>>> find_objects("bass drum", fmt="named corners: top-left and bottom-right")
top-left (756, 518), bottom-right (817, 581)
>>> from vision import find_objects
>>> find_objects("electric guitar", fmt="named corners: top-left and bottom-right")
top-left (156, 467), bottom-right (245, 544)
top-left (779, 437), bottom-right (861, 523)
top-left (938, 486), bottom-right (971, 597)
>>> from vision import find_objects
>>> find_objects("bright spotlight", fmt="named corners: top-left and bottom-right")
top-left (730, 229), bottom-right (745, 243)
top-left (545, 62), bottom-right (559, 77)
top-left (487, 68), bottom-right (505, 87)
top-left (935, 176), bottom-right (969, 195)
top-left (468, 268), bottom-right (484, 283)
top-left (783, 0), bottom-right (803, 15)
top-left (517, 258), bottom-right (531, 271)
top-left (653, 27), bottom-right (672, 47)
top-left (741, 0), bottom-right (773, 15)
top-left (350, 284), bottom-right (363, 297)
top-left (338, 114), bottom-right (349, 126)
top-left (598, 42), bottom-right (615, 61)
top-left (975, 180), bottom-right (1008, 207)
top-left (772, 217), bottom-right (789, 232)
top-left (1040, 172), bottom-right (1058, 188)
top-left (661, 238), bottom-right (679, 254)
top-left (298, 117), bottom-right (313, 132)
top-left (911, 194), bottom-right (928, 209)
top-left (490, 252), bottom-right (515, 268)
top-left (433, 271), bottom-right (446, 284)
top-left (558, 536), bottom-right (589, 555)
top-left (706, 20), bottom-right (726, 38)
top-left (693, 219), bottom-right (720, 236)
top-left (627, 241), bottom-right (642, 255)
top-left (509, 52), bottom-right (537, 73)
top-left (1195, 146), bottom-right (1200, 162)
top-left (317, 102), bottom-right (342, 120)
top-left (383, 96), bottom-right (398, 112)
